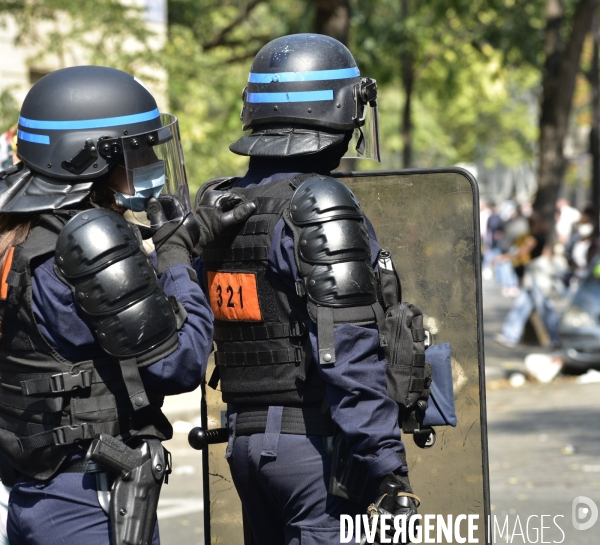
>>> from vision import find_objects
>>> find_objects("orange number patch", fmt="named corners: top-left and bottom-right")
top-left (207, 271), bottom-right (262, 321)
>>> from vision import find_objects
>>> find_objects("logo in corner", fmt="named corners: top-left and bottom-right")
top-left (572, 496), bottom-right (599, 531)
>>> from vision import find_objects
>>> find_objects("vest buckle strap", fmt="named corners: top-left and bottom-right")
top-left (51, 369), bottom-right (93, 393)
top-left (52, 424), bottom-right (94, 446)
top-left (290, 321), bottom-right (306, 337)
top-left (19, 369), bottom-right (94, 395)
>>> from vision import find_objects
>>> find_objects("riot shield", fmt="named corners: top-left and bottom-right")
top-left (190, 167), bottom-right (489, 544)
top-left (338, 168), bottom-right (489, 542)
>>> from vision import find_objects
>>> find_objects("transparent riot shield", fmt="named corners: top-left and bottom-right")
top-left (338, 168), bottom-right (489, 542)
top-left (189, 168), bottom-right (489, 544)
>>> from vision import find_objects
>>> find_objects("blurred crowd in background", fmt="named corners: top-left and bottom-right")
top-left (482, 194), bottom-right (600, 378)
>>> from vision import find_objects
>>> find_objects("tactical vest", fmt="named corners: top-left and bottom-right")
top-left (202, 175), bottom-right (328, 410)
top-left (0, 213), bottom-right (171, 481)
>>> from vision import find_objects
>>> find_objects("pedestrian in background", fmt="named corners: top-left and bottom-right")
top-left (482, 202), bottom-right (503, 280)
top-left (497, 203), bottom-right (530, 296)
top-left (564, 204), bottom-right (600, 289)
top-left (555, 198), bottom-right (581, 246)
top-left (495, 212), bottom-right (560, 348)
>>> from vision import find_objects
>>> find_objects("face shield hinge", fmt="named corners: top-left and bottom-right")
top-left (352, 78), bottom-right (378, 124)
top-left (61, 138), bottom-right (99, 175)
top-left (98, 137), bottom-right (123, 161)
top-left (98, 128), bottom-right (172, 162)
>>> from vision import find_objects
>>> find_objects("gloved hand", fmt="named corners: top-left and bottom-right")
top-left (194, 189), bottom-right (257, 248)
top-left (146, 196), bottom-right (201, 275)
top-left (146, 194), bottom-right (188, 230)
top-left (361, 471), bottom-right (420, 545)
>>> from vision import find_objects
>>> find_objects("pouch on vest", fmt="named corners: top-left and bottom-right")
top-left (376, 248), bottom-right (456, 447)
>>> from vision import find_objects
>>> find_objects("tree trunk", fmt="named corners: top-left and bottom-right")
top-left (534, 0), bottom-right (595, 231)
top-left (311, 0), bottom-right (353, 171)
top-left (400, 0), bottom-right (414, 168)
top-left (311, 0), bottom-right (351, 45)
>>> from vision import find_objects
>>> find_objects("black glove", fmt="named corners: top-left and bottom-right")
top-left (378, 471), bottom-right (419, 516)
top-left (194, 189), bottom-right (257, 248)
top-left (362, 471), bottom-right (420, 545)
top-left (146, 195), bottom-right (188, 230)
top-left (146, 196), bottom-right (200, 276)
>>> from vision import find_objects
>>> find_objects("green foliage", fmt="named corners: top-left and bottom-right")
top-left (0, 88), bottom-right (19, 133)
top-left (0, 0), bottom-right (159, 73)
top-left (164, 24), bottom-right (250, 194)
top-left (352, 0), bottom-right (539, 170)
top-left (0, 0), bottom-right (551, 190)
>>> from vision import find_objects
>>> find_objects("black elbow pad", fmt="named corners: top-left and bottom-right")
top-left (288, 175), bottom-right (381, 364)
top-left (55, 208), bottom-right (180, 362)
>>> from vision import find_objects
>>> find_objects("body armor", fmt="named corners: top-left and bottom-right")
top-left (202, 174), bottom-right (324, 409)
top-left (201, 174), bottom-right (381, 430)
top-left (0, 213), bottom-right (172, 481)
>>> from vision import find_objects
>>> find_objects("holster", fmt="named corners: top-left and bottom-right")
top-left (110, 439), bottom-right (167, 545)
top-left (87, 435), bottom-right (169, 545)
top-left (328, 429), bottom-right (370, 503)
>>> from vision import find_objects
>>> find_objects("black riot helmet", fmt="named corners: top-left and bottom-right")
top-left (230, 34), bottom-right (380, 161)
top-left (1, 66), bottom-right (189, 215)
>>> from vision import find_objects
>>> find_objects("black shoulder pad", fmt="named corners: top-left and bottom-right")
top-left (55, 207), bottom-right (180, 364)
top-left (55, 208), bottom-right (139, 279)
top-left (96, 291), bottom-right (178, 357)
top-left (290, 175), bottom-right (363, 225)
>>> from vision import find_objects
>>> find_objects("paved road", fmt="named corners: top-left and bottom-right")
top-left (157, 432), bottom-right (205, 545)
top-left (156, 277), bottom-right (600, 544)
top-left (487, 378), bottom-right (600, 545)
top-left (484, 278), bottom-right (600, 544)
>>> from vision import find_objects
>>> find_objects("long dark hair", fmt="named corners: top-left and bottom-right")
top-left (0, 214), bottom-right (35, 340)
top-left (0, 214), bottom-right (33, 272)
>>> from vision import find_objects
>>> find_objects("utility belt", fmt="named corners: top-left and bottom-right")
top-left (231, 405), bottom-right (370, 505)
top-left (235, 406), bottom-right (334, 437)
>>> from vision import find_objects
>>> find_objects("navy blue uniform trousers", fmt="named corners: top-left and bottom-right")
top-left (229, 433), bottom-right (375, 545)
top-left (7, 473), bottom-right (159, 545)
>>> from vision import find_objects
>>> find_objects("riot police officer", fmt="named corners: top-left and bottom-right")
top-left (0, 66), bottom-right (254, 545)
top-left (197, 34), bottom-right (418, 544)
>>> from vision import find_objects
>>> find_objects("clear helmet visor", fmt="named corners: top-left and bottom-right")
top-left (113, 113), bottom-right (190, 223)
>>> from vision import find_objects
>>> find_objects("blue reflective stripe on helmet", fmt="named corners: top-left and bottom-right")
top-left (18, 130), bottom-right (50, 145)
top-left (18, 108), bottom-right (160, 131)
top-left (247, 91), bottom-right (334, 103)
top-left (248, 67), bottom-right (360, 83)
